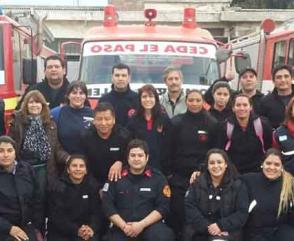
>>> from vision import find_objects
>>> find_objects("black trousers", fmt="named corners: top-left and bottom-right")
top-left (107, 221), bottom-right (175, 241)
top-left (167, 174), bottom-right (190, 238)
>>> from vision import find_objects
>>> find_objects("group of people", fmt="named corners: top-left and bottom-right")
top-left (0, 54), bottom-right (294, 241)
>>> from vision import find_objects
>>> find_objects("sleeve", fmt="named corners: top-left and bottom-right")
top-left (0, 217), bottom-right (12, 235)
top-left (30, 166), bottom-right (44, 231)
top-left (259, 96), bottom-right (268, 119)
top-left (0, 99), bottom-right (5, 135)
top-left (47, 181), bottom-right (79, 236)
top-left (215, 121), bottom-right (227, 150)
top-left (154, 175), bottom-right (170, 218)
top-left (184, 182), bottom-right (209, 233)
top-left (261, 117), bottom-right (273, 150)
top-left (119, 127), bottom-right (132, 166)
top-left (217, 181), bottom-right (249, 231)
top-left (88, 179), bottom-right (103, 234)
top-left (161, 116), bottom-right (173, 176)
top-left (101, 181), bottom-right (119, 218)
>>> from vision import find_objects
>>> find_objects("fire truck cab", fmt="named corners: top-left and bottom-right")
top-left (79, 5), bottom-right (221, 105)
top-left (229, 18), bottom-right (294, 93)
top-left (0, 12), bottom-right (55, 127)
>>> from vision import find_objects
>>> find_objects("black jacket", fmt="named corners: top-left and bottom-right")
top-left (102, 166), bottom-right (170, 221)
top-left (260, 86), bottom-right (294, 129)
top-left (80, 124), bottom-right (131, 187)
top-left (241, 172), bottom-right (294, 241)
top-left (170, 110), bottom-right (218, 176)
top-left (0, 161), bottom-right (42, 236)
top-left (47, 174), bottom-right (101, 241)
top-left (185, 174), bottom-right (248, 238)
top-left (217, 114), bottom-right (273, 174)
top-left (99, 85), bottom-right (139, 127)
top-left (17, 78), bottom-right (70, 110)
top-left (127, 112), bottom-right (172, 174)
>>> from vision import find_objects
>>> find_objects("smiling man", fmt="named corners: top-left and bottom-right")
top-left (102, 139), bottom-right (175, 241)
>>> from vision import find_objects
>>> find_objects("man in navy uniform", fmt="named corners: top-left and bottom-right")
top-left (102, 139), bottom-right (174, 241)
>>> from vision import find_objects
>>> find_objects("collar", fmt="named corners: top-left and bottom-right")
top-left (168, 90), bottom-right (184, 104)
top-left (121, 166), bottom-right (153, 177)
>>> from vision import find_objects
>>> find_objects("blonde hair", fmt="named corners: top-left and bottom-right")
top-left (20, 90), bottom-right (51, 124)
top-left (278, 170), bottom-right (294, 217)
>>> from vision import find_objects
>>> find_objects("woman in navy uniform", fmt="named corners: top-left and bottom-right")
top-left (102, 139), bottom-right (175, 241)
top-left (168, 90), bottom-right (218, 238)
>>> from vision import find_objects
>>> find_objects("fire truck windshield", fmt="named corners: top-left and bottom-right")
top-left (80, 41), bottom-right (219, 87)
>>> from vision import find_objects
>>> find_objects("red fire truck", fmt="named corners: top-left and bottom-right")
top-left (78, 5), bottom-right (223, 106)
top-left (0, 13), bottom-right (55, 126)
top-left (229, 18), bottom-right (294, 93)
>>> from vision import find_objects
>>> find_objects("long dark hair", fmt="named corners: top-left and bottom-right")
top-left (203, 148), bottom-right (239, 185)
top-left (137, 84), bottom-right (162, 120)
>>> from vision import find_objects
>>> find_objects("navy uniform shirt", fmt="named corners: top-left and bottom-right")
top-left (102, 166), bottom-right (171, 222)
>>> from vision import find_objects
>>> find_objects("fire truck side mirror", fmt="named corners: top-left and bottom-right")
top-left (235, 52), bottom-right (251, 74)
top-left (216, 48), bottom-right (231, 63)
top-left (22, 58), bottom-right (37, 85)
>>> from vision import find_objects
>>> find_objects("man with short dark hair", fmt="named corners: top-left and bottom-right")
top-left (260, 64), bottom-right (294, 128)
top-left (102, 139), bottom-right (175, 241)
top-left (98, 63), bottom-right (139, 126)
top-left (17, 55), bottom-right (70, 109)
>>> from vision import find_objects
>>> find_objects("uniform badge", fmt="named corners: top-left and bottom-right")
top-left (162, 185), bottom-right (171, 198)
top-left (128, 108), bottom-right (136, 117)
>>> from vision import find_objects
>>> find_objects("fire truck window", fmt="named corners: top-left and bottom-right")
top-left (12, 30), bottom-right (21, 91)
top-left (273, 41), bottom-right (286, 69)
top-left (288, 39), bottom-right (294, 66)
top-left (81, 54), bottom-right (219, 86)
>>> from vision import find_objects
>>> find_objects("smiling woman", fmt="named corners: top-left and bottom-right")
top-left (51, 81), bottom-right (94, 154)
top-left (184, 148), bottom-right (248, 241)
top-left (47, 154), bottom-right (102, 241)
top-left (8, 90), bottom-right (69, 199)
top-left (241, 148), bottom-right (294, 241)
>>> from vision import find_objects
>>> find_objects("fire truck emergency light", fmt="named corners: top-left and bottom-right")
top-left (103, 5), bottom-right (117, 27)
top-left (144, 9), bottom-right (157, 22)
top-left (183, 8), bottom-right (196, 29)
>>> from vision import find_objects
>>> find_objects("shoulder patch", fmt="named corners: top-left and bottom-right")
top-left (102, 183), bottom-right (109, 192)
top-left (163, 185), bottom-right (171, 198)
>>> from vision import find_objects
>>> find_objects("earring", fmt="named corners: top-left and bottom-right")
top-left (260, 165), bottom-right (263, 169)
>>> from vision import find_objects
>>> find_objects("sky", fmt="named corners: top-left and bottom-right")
top-left (0, 0), bottom-right (109, 6)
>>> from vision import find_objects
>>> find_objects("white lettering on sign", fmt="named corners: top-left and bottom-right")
top-left (83, 41), bottom-right (216, 58)
top-left (0, 71), bottom-right (4, 85)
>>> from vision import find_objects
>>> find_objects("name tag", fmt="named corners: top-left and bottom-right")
top-left (110, 147), bottom-right (120, 151)
top-left (83, 116), bottom-right (94, 121)
top-left (140, 188), bottom-right (151, 192)
top-left (198, 130), bottom-right (207, 134)
top-left (82, 195), bottom-right (88, 199)
top-left (279, 135), bottom-right (287, 142)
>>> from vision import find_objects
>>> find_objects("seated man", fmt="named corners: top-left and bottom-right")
top-left (102, 139), bottom-right (175, 241)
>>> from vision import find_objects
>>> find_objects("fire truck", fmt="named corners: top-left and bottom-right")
top-left (78, 5), bottom-right (222, 106)
top-left (229, 18), bottom-right (294, 93)
top-left (0, 12), bottom-right (55, 127)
